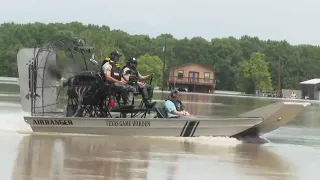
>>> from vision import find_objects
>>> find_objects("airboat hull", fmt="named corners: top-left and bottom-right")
top-left (23, 116), bottom-right (263, 137)
top-left (22, 101), bottom-right (310, 138)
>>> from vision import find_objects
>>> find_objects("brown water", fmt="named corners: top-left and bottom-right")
top-left (1, 85), bottom-right (320, 180)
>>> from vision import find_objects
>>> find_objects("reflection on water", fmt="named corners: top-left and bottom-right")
top-left (12, 135), bottom-right (296, 180)
top-left (234, 144), bottom-right (296, 180)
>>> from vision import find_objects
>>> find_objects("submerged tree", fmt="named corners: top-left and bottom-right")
top-left (236, 52), bottom-right (273, 94)
top-left (137, 53), bottom-right (164, 86)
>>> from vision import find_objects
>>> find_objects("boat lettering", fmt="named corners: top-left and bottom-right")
top-left (32, 119), bottom-right (73, 125)
top-left (105, 120), bottom-right (150, 127)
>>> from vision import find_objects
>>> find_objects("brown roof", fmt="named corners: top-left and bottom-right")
top-left (170, 61), bottom-right (215, 72)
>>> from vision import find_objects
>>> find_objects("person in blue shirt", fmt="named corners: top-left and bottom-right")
top-left (164, 89), bottom-right (191, 118)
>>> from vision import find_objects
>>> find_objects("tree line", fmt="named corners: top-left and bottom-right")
top-left (0, 21), bottom-right (319, 92)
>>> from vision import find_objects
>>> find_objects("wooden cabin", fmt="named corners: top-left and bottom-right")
top-left (167, 62), bottom-right (215, 93)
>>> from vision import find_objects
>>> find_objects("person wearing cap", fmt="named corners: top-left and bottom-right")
top-left (122, 57), bottom-right (156, 108)
top-left (164, 89), bottom-right (191, 118)
top-left (101, 51), bottom-right (135, 107)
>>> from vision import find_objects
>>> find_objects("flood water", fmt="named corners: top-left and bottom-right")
top-left (1, 84), bottom-right (320, 180)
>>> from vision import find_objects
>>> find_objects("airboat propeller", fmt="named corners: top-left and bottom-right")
top-left (17, 35), bottom-right (97, 113)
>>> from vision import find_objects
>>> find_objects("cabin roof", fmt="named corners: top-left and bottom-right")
top-left (170, 62), bottom-right (215, 72)
top-left (300, 78), bottom-right (320, 85)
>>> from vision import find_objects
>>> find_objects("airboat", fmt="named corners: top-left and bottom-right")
top-left (16, 36), bottom-right (310, 139)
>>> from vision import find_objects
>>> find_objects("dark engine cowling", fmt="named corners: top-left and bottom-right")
top-left (66, 71), bottom-right (107, 105)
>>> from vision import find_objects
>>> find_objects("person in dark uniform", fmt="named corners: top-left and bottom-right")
top-left (122, 57), bottom-right (156, 108)
top-left (101, 51), bottom-right (135, 107)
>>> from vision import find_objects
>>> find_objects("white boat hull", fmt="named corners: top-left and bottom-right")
top-left (23, 101), bottom-right (311, 138)
top-left (23, 116), bottom-right (263, 137)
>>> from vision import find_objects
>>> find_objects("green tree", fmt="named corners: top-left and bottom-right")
top-left (236, 52), bottom-right (273, 94)
top-left (137, 53), bottom-right (165, 87)
top-left (2, 21), bottom-right (320, 92)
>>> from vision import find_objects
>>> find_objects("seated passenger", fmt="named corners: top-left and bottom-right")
top-left (122, 57), bottom-right (156, 108)
top-left (164, 89), bottom-right (192, 118)
top-left (101, 51), bottom-right (136, 107)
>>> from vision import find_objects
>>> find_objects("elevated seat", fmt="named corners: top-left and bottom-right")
top-left (64, 70), bottom-right (154, 118)
top-left (111, 81), bottom-right (154, 117)
top-left (133, 92), bottom-right (146, 108)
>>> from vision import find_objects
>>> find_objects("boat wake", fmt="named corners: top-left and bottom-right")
top-left (0, 102), bottom-right (32, 132)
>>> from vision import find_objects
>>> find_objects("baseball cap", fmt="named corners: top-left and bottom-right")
top-left (170, 89), bottom-right (179, 96)
top-left (110, 51), bottom-right (122, 57)
top-left (128, 57), bottom-right (137, 64)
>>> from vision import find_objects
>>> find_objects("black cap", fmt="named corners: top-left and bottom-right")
top-left (110, 51), bottom-right (122, 57)
top-left (170, 89), bottom-right (179, 96)
top-left (127, 57), bottom-right (137, 63)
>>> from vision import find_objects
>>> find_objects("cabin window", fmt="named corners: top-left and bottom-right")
top-left (204, 72), bottom-right (210, 82)
top-left (178, 70), bottom-right (184, 80)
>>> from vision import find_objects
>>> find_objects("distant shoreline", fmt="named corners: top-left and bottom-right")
top-left (153, 90), bottom-right (319, 103)
top-left (1, 79), bottom-right (317, 104)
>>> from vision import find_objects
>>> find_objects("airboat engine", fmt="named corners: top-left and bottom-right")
top-left (65, 71), bottom-right (109, 117)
